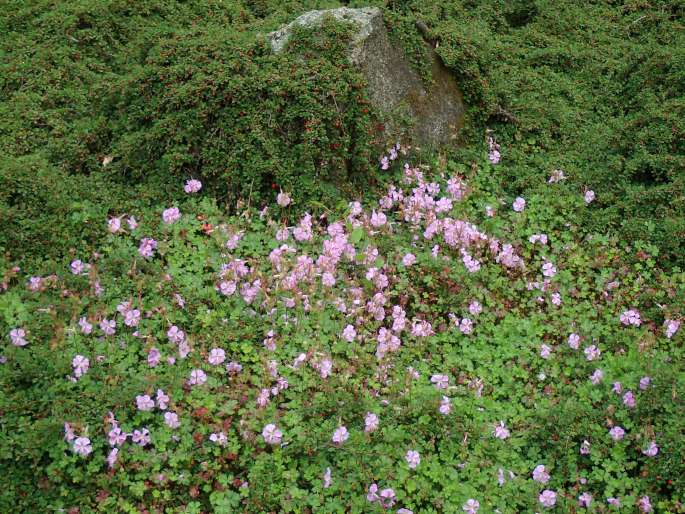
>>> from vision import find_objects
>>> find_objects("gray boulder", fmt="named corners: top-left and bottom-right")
top-left (268, 7), bottom-right (465, 148)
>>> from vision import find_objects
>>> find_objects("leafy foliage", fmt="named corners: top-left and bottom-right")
top-left (2, 0), bottom-right (684, 267)
top-left (1, 2), bottom-right (684, 510)
top-left (1, 156), bottom-right (683, 512)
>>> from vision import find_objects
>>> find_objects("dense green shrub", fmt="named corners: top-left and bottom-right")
top-left (0, 153), bottom-right (173, 269)
top-left (412, 0), bottom-right (685, 266)
top-left (2, 0), bottom-right (684, 266)
top-left (0, 1), bottom-right (389, 269)
top-left (105, 19), bottom-right (376, 207)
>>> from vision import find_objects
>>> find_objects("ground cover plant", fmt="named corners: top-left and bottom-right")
top-left (1, 0), bottom-right (684, 512)
top-left (2, 148), bottom-right (684, 512)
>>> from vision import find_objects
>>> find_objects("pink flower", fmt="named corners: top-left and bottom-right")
top-left (100, 319), bottom-right (116, 336)
top-left (365, 412), bottom-right (379, 433)
top-left (209, 432), bottom-right (227, 446)
top-left (623, 391), bottom-right (636, 408)
top-left (218, 280), bottom-right (237, 296)
top-left (323, 467), bottom-right (332, 488)
top-left (127, 216), bottom-right (138, 230)
top-left (293, 213), bottom-right (313, 241)
top-left (27, 276), bottom-right (43, 291)
top-left (78, 317), bottom-right (93, 335)
top-left (548, 169), bottom-right (566, 183)
top-left (607, 497), bottom-right (621, 507)
top-left (321, 271), bottom-right (336, 287)
top-left (638, 496), bottom-right (652, 513)
top-left (488, 136), bottom-right (501, 164)
top-left (379, 488), bottom-right (396, 508)
top-left (405, 449), bottom-right (420, 469)
top-left (469, 301), bottom-right (482, 316)
top-left (529, 233), bottom-right (548, 245)
top-left (584, 190), bottom-right (595, 204)
top-left (539, 490), bottom-right (557, 508)
top-left (412, 319), bottom-right (434, 337)
top-left (370, 210), bottom-right (387, 227)
top-left (578, 492), bottom-right (592, 508)
top-left (262, 423), bottom-right (282, 445)
top-left (664, 319), bottom-right (680, 338)
top-left (276, 191), bottom-right (291, 207)
top-left (256, 389), bottom-right (270, 409)
top-left (568, 333), bottom-right (580, 349)
top-left (580, 440), bottom-right (591, 455)
top-left (108, 426), bottom-right (127, 446)
top-left (131, 428), bottom-right (150, 446)
top-left (620, 309), bottom-right (641, 327)
top-left (367, 483), bottom-right (380, 502)
top-left (431, 374), bottom-right (449, 390)
top-left (584, 345), bottom-right (601, 361)
top-left (108, 217), bottom-right (121, 233)
top-left (138, 238), bottom-right (157, 259)
top-left (609, 426), bottom-right (625, 441)
top-left (147, 347), bottom-right (161, 367)
top-left (439, 395), bottom-right (452, 415)
top-left (167, 325), bottom-right (185, 344)
top-left (9, 328), bottom-right (28, 347)
top-left (118, 301), bottom-right (132, 317)
top-left (64, 423), bottom-right (76, 441)
top-left (639, 376), bottom-right (651, 390)
top-left (156, 389), bottom-right (169, 410)
top-left (512, 197), bottom-right (526, 212)
top-left (136, 394), bottom-right (155, 411)
top-left (459, 318), bottom-right (474, 334)
top-left (487, 149), bottom-right (501, 164)
top-left (533, 464), bottom-right (550, 483)
top-left (184, 179), bottom-right (202, 193)
top-left (317, 359), bottom-right (333, 379)
top-left (188, 369), bottom-right (207, 386)
top-left (462, 252), bottom-right (481, 272)
top-left (485, 205), bottom-right (495, 217)
top-left (493, 421), bottom-right (510, 440)
top-left (72, 355), bottom-right (89, 378)
top-left (226, 361), bottom-right (242, 374)
top-left (542, 262), bottom-right (556, 277)
top-left (540, 344), bottom-right (552, 359)
top-left (463, 499), bottom-right (480, 514)
top-left (276, 227), bottom-right (290, 241)
top-left (107, 448), bottom-right (118, 468)
top-left (332, 426), bottom-right (349, 445)
top-left (642, 441), bottom-right (659, 457)
top-left (124, 309), bottom-right (141, 327)
top-left (164, 412), bottom-right (180, 429)
top-left (590, 369), bottom-right (604, 385)
top-left (402, 253), bottom-right (416, 266)
top-left (497, 468), bottom-right (506, 486)
top-left (70, 259), bottom-right (88, 275)
top-left (208, 348), bottom-right (226, 366)
top-left (162, 207), bottom-right (181, 224)
top-left (342, 324), bottom-right (356, 342)
top-left (73, 437), bottom-right (92, 456)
